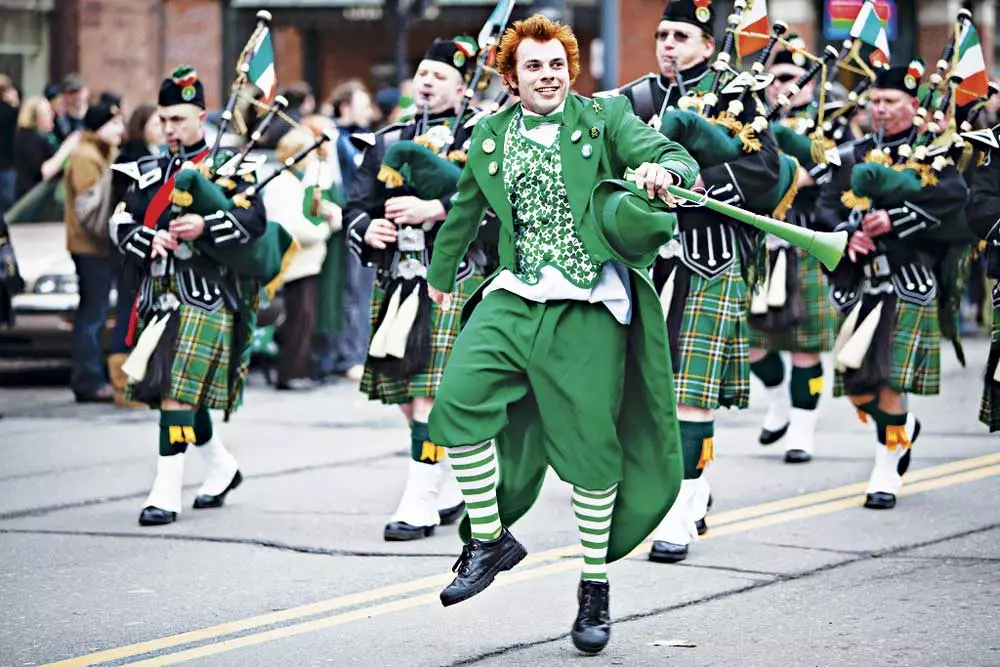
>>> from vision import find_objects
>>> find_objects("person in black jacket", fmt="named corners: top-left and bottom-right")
top-left (966, 124), bottom-right (1000, 431)
top-left (344, 36), bottom-right (485, 542)
top-left (814, 64), bottom-right (969, 510)
top-left (603, 0), bottom-right (781, 564)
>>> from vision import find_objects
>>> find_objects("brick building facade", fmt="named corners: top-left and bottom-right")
top-left (1, 0), bottom-right (997, 115)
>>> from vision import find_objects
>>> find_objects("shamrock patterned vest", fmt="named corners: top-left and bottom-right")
top-left (503, 116), bottom-right (602, 288)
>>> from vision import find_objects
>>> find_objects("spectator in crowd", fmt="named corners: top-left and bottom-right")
top-left (330, 79), bottom-right (375, 193)
top-left (329, 79), bottom-right (377, 381)
top-left (264, 128), bottom-right (342, 390)
top-left (0, 75), bottom-right (19, 218)
top-left (44, 82), bottom-right (74, 143)
top-left (64, 99), bottom-right (125, 403)
top-left (14, 96), bottom-right (79, 201)
top-left (107, 103), bottom-right (163, 407)
top-left (60, 73), bottom-right (89, 137)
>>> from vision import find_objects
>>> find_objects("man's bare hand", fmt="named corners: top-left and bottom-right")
top-left (846, 230), bottom-right (876, 263)
top-left (428, 285), bottom-right (452, 310)
top-left (384, 196), bottom-right (446, 226)
top-left (861, 209), bottom-right (891, 238)
top-left (169, 213), bottom-right (206, 241)
top-left (364, 218), bottom-right (397, 249)
top-left (151, 230), bottom-right (179, 259)
top-left (632, 162), bottom-right (679, 203)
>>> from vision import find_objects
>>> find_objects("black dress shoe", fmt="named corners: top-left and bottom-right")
top-left (440, 527), bottom-right (527, 607)
top-left (784, 449), bottom-right (812, 463)
top-left (864, 492), bottom-right (896, 509)
top-left (384, 521), bottom-right (435, 541)
top-left (139, 506), bottom-right (177, 526)
top-left (695, 518), bottom-right (708, 536)
top-left (571, 580), bottom-right (611, 654)
top-left (649, 540), bottom-right (688, 563)
top-left (438, 501), bottom-right (466, 526)
top-left (759, 422), bottom-right (789, 445)
top-left (192, 470), bottom-right (243, 509)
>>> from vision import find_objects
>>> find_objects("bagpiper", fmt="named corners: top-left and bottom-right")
top-left (748, 38), bottom-right (839, 463)
top-left (605, 0), bottom-right (782, 563)
top-left (966, 124), bottom-right (1000, 431)
top-left (814, 62), bottom-right (969, 509)
top-left (344, 36), bottom-right (487, 541)
top-left (110, 66), bottom-right (267, 525)
top-left (424, 14), bottom-right (697, 654)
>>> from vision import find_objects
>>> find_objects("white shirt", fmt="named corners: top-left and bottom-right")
top-left (483, 102), bottom-right (633, 325)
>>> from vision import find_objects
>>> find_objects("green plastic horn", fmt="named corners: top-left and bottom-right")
top-left (664, 183), bottom-right (849, 271)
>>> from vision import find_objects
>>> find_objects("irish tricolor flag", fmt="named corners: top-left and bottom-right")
top-left (248, 28), bottom-right (277, 103)
top-left (953, 23), bottom-right (988, 106)
top-left (849, 0), bottom-right (890, 67)
top-left (736, 0), bottom-right (770, 57)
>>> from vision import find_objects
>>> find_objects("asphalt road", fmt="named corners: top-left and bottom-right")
top-left (1, 340), bottom-right (998, 667)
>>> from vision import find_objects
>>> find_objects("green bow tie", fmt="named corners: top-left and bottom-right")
top-left (522, 112), bottom-right (564, 131)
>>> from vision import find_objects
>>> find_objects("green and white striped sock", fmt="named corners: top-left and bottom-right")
top-left (573, 484), bottom-right (618, 581)
top-left (449, 441), bottom-right (502, 541)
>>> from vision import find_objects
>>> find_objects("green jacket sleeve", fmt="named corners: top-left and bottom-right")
top-left (606, 96), bottom-right (699, 188)
top-left (427, 127), bottom-right (490, 293)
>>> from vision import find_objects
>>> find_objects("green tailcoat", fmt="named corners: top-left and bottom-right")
top-left (427, 93), bottom-right (700, 562)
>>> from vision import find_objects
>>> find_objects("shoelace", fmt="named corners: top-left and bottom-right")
top-left (452, 542), bottom-right (478, 575)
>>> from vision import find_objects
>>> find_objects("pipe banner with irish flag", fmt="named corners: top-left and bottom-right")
top-left (248, 28), bottom-right (277, 103)
top-left (953, 22), bottom-right (988, 107)
top-left (848, 0), bottom-right (891, 67)
top-left (736, 0), bottom-right (770, 58)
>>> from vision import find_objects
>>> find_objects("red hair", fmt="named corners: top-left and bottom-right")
top-left (495, 14), bottom-right (580, 93)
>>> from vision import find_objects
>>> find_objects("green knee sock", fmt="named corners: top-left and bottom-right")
top-left (193, 407), bottom-right (213, 446)
top-left (410, 421), bottom-right (444, 464)
top-left (790, 363), bottom-right (824, 411)
top-left (573, 484), bottom-right (618, 582)
top-left (750, 352), bottom-right (785, 388)
top-left (159, 410), bottom-right (196, 457)
top-left (856, 399), bottom-right (909, 445)
top-left (450, 441), bottom-right (501, 540)
top-left (680, 421), bottom-right (715, 479)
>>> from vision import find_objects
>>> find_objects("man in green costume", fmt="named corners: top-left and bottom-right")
top-left (425, 15), bottom-right (697, 655)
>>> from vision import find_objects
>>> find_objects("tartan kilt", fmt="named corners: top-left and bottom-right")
top-left (979, 305), bottom-right (1000, 431)
top-left (748, 251), bottom-right (838, 353)
top-left (675, 260), bottom-right (750, 410)
top-left (125, 306), bottom-right (234, 410)
top-left (362, 270), bottom-right (485, 405)
top-left (833, 297), bottom-right (940, 397)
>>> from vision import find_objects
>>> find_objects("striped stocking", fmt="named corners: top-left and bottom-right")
top-left (573, 484), bottom-right (618, 581)
top-left (448, 441), bottom-right (502, 541)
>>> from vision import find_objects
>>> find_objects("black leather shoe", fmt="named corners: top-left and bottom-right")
top-left (759, 422), bottom-right (789, 445)
top-left (139, 506), bottom-right (177, 526)
top-left (438, 502), bottom-right (466, 526)
top-left (384, 521), bottom-right (435, 541)
top-left (695, 518), bottom-right (708, 535)
top-left (192, 470), bottom-right (243, 509)
top-left (440, 528), bottom-right (527, 607)
top-left (864, 492), bottom-right (896, 509)
top-left (571, 580), bottom-right (611, 654)
top-left (649, 541), bottom-right (688, 563)
top-left (784, 449), bottom-right (812, 463)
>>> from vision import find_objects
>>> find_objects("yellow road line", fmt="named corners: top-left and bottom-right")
top-left (41, 453), bottom-right (1000, 667)
top-left (122, 463), bottom-right (1000, 667)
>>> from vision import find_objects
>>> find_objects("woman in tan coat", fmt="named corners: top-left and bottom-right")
top-left (63, 99), bottom-right (124, 402)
